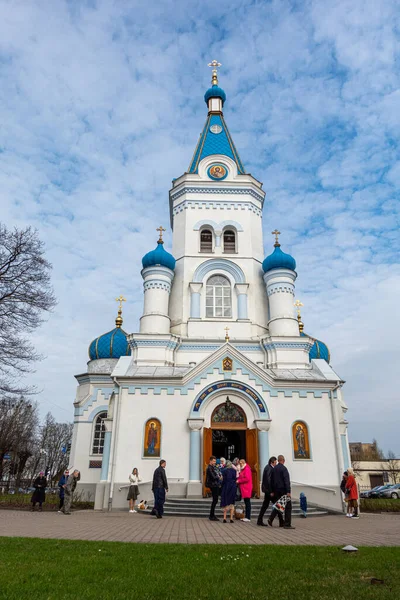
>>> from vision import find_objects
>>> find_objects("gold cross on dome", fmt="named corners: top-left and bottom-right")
top-left (156, 225), bottom-right (166, 242)
top-left (294, 299), bottom-right (303, 317)
top-left (271, 229), bottom-right (281, 246)
top-left (208, 59), bottom-right (222, 85)
top-left (115, 295), bottom-right (126, 311)
top-left (224, 326), bottom-right (230, 342)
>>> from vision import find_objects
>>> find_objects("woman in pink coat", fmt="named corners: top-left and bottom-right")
top-left (237, 459), bottom-right (253, 522)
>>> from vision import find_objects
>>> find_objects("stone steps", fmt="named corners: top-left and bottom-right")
top-left (140, 496), bottom-right (328, 518)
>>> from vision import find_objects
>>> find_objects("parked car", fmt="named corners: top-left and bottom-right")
top-left (360, 485), bottom-right (383, 498)
top-left (370, 485), bottom-right (394, 498)
top-left (379, 484), bottom-right (400, 499)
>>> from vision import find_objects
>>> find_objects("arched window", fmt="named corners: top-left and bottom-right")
top-left (200, 229), bottom-right (213, 253)
top-left (223, 230), bottom-right (236, 253)
top-left (92, 412), bottom-right (107, 455)
top-left (206, 275), bottom-right (232, 318)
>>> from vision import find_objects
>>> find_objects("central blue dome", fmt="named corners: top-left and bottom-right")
top-left (142, 241), bottom-right (176, 271)
top-left (204, 85), bottom-right (226, 105)
top-left (262, 245), bottom-right (296, 273)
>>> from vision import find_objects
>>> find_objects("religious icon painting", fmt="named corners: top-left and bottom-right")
top-left (208, 164), bottom-right (228, 180)
top-left (143, 418), bottom-right (161, 458)
top-left (222, 356), bottom-right (233, 371)
top-left (292, 421), bottom-right (310, 460)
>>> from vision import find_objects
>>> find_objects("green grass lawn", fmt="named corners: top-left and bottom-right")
top-left (0, 538), bottom-right (399, 600)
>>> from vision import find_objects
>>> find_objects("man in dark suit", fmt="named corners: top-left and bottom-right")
top-left (206, 455), bottom-right (222, 521)
top-left (268, 454), bottom-right (295, 529)
top-left (257, 456), bottom-right (277, 526)
top-left (152, 459), bottom-right (168, 518)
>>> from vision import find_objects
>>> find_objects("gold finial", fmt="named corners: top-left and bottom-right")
top-left (156, 225), bottom-right (166, 244)
top-left (224, 326), bottom-right (230, 342)
top-left (294, 300), bottom-right (304, 333)
top-left (115, 295), bottom-right (126, 328)
top-left (208, 59), bottom-right (221, 86)
top-left (271, 229), bottom-right (281, 247)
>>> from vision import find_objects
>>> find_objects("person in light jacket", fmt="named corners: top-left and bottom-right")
top-left (237, 459), bottom-right (253, 522)
top-left (127, 467), bottom-right (141, 513)
top-left (61, 469), bottom-right (80, 515)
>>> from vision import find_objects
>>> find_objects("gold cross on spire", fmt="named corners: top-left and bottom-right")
top-left (156, 225), bottom-right (166, 243)
top-left (294, 300), bottom-right (304, 333)
top-left (115, 295), bottom-right (126, 328)
top-left (208, 59), bottom-right (221, 86)
top-left (224, 326), bottom-right (230, 342)
top-left (294, 299), bottom-right (303, 317)
top-left (271, 229), bottom-right (281, 247)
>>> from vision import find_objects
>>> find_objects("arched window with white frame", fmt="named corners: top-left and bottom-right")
top-left (206, 275), bottom-right (232, 318)
top-left (223, 229), bottom-right (236, 253)
top-left (92, 412), bottom-right (107, 455)
top-left (200, 229), bottom-right (213, 253)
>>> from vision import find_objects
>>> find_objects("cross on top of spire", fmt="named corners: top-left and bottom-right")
top-left (115, 295), bottom-right (126, 328)
top-left (156, 225), bottom-right (166, 244)
top-left (208, 59), bottom-right (221, 86)
top-left (271, 229), bottom-right (281, 247)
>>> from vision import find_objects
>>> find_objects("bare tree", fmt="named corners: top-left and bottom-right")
top-left (0, 224), bottom-right (56, 397)
top-left (27, 413), bottom-right (73, 484)
top-left (0, 396), bottom-right (38, 484)
top-left (386, 450), bottom-right (400, 484)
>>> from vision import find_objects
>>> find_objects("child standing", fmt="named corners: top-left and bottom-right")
top-left (299, 492), bottom-right (307, 517)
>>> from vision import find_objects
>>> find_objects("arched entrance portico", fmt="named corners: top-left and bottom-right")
top-left (187, 381), bottom-right (271, 498)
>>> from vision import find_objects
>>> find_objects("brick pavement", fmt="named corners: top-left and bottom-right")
top-left (0, 509), bottom-right (399, 546)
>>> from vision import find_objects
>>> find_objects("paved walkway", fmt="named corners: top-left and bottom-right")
top-left (1, 510), bottom-right (399, 546)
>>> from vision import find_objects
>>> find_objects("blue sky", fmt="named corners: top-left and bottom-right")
top-left (1, 0), bottom-right (399, 453)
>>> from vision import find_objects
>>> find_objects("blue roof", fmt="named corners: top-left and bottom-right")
top-left (142, 241), bottom-right (176, 271)
top-left (188, 113), bottom-right (245, 174)
top-left (89, 327), bottom-right (131, 360)
top-left (301, 332), bottom-right (330, 363)
top-left (204, 85), bottom-right (226, 105)
top-left (262, 245), bottom-right (296, 272)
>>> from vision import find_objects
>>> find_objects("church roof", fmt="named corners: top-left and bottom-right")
top-left (188, 113), bottom-right (245, 174)
top-left (88, 327), bottom-right (131, 361)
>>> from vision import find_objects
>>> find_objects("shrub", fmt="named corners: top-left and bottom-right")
top-left (360, 498), bottom-right (400, 513)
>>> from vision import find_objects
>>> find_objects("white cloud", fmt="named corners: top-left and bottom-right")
top-left (0, 0), bottom-right (399, 453)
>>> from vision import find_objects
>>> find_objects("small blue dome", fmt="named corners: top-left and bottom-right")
top-left (301, 332), bottom-right (330, 363)
top-left (262, 245), bottom-right (296, 272)
top-left (204, 85), bottom-right (226, 105)
top-left (89, 327), bottom-right (131, 360)
top-left (142, 241), bottom-right (176, 271)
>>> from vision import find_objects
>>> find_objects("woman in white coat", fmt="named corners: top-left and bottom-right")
top-left (127, 467), bottom-right (141, 513)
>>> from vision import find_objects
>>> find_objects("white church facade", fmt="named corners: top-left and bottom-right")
top-left (70, 64), bottom-right (351, 512)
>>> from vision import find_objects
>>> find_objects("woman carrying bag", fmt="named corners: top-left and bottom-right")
top-left (127, 467), bottom-right (141, 513)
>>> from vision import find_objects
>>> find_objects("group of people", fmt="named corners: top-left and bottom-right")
top-left (341, 467), bottom-right (359, 518)
top-left (206, 454), bottom-right (297, 528)
top-left (30, 469), bottom-right (80, 515)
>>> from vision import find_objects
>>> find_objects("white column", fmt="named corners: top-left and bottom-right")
top-left (263, 268), bottom-right (299, 336)
top-left (255, 419), bottom-right (272, 473)
top-left (189, 283), bottom-right (203, 319)
top-left (140, 266), bottom-right (174, 334)
top-left (235, 283), bottom-right (249, 320)
top-left (187, 418), bottom-right (204, 498)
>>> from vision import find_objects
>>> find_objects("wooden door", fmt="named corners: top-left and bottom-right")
top-left (246, 428), bottom-right (260, 498)
top-left (202, 428), bottom-right (212, 497)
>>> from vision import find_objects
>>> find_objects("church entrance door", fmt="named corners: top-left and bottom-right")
top-left (202, 398), bottom-right (260, 498)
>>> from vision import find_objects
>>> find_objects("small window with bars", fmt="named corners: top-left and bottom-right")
top-left (206, 275), bottom-right (232, 318)
top-left (223, 230), bottom-right (236, 253)
top-left (92, 412), bottom-right (107, 455)
top-left (200, 229), bottom-right (213, 253)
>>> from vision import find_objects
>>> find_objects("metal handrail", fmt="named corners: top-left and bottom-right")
top-left (292, 481), bottom-right (337, 495)
top-left (118, 477), bottom-right (184, 492)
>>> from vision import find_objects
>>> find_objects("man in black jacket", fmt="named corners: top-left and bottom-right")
top-left (257, 456), bottom-right (277, 526)
top-left (152, 460), bottom-right (168, 518)
top-left (206, 455), bottom-right (222, 521)
top-left (268, 455), bottom-right (295, 529)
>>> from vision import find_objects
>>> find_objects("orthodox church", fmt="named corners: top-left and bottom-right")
top-left (70, 63), bottom-right (350, 511)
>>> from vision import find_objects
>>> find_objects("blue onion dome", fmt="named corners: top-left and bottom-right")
top-left (262, 244), bottom-right (296, 273)
top-left (300, 332), bottom-right (330, 363)
top-left (88, 305), bottom-right (131, 360)
top-left (204, 85), bottom-right (226, 105)
top-left (142, 239), bottom-right (176, 271)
